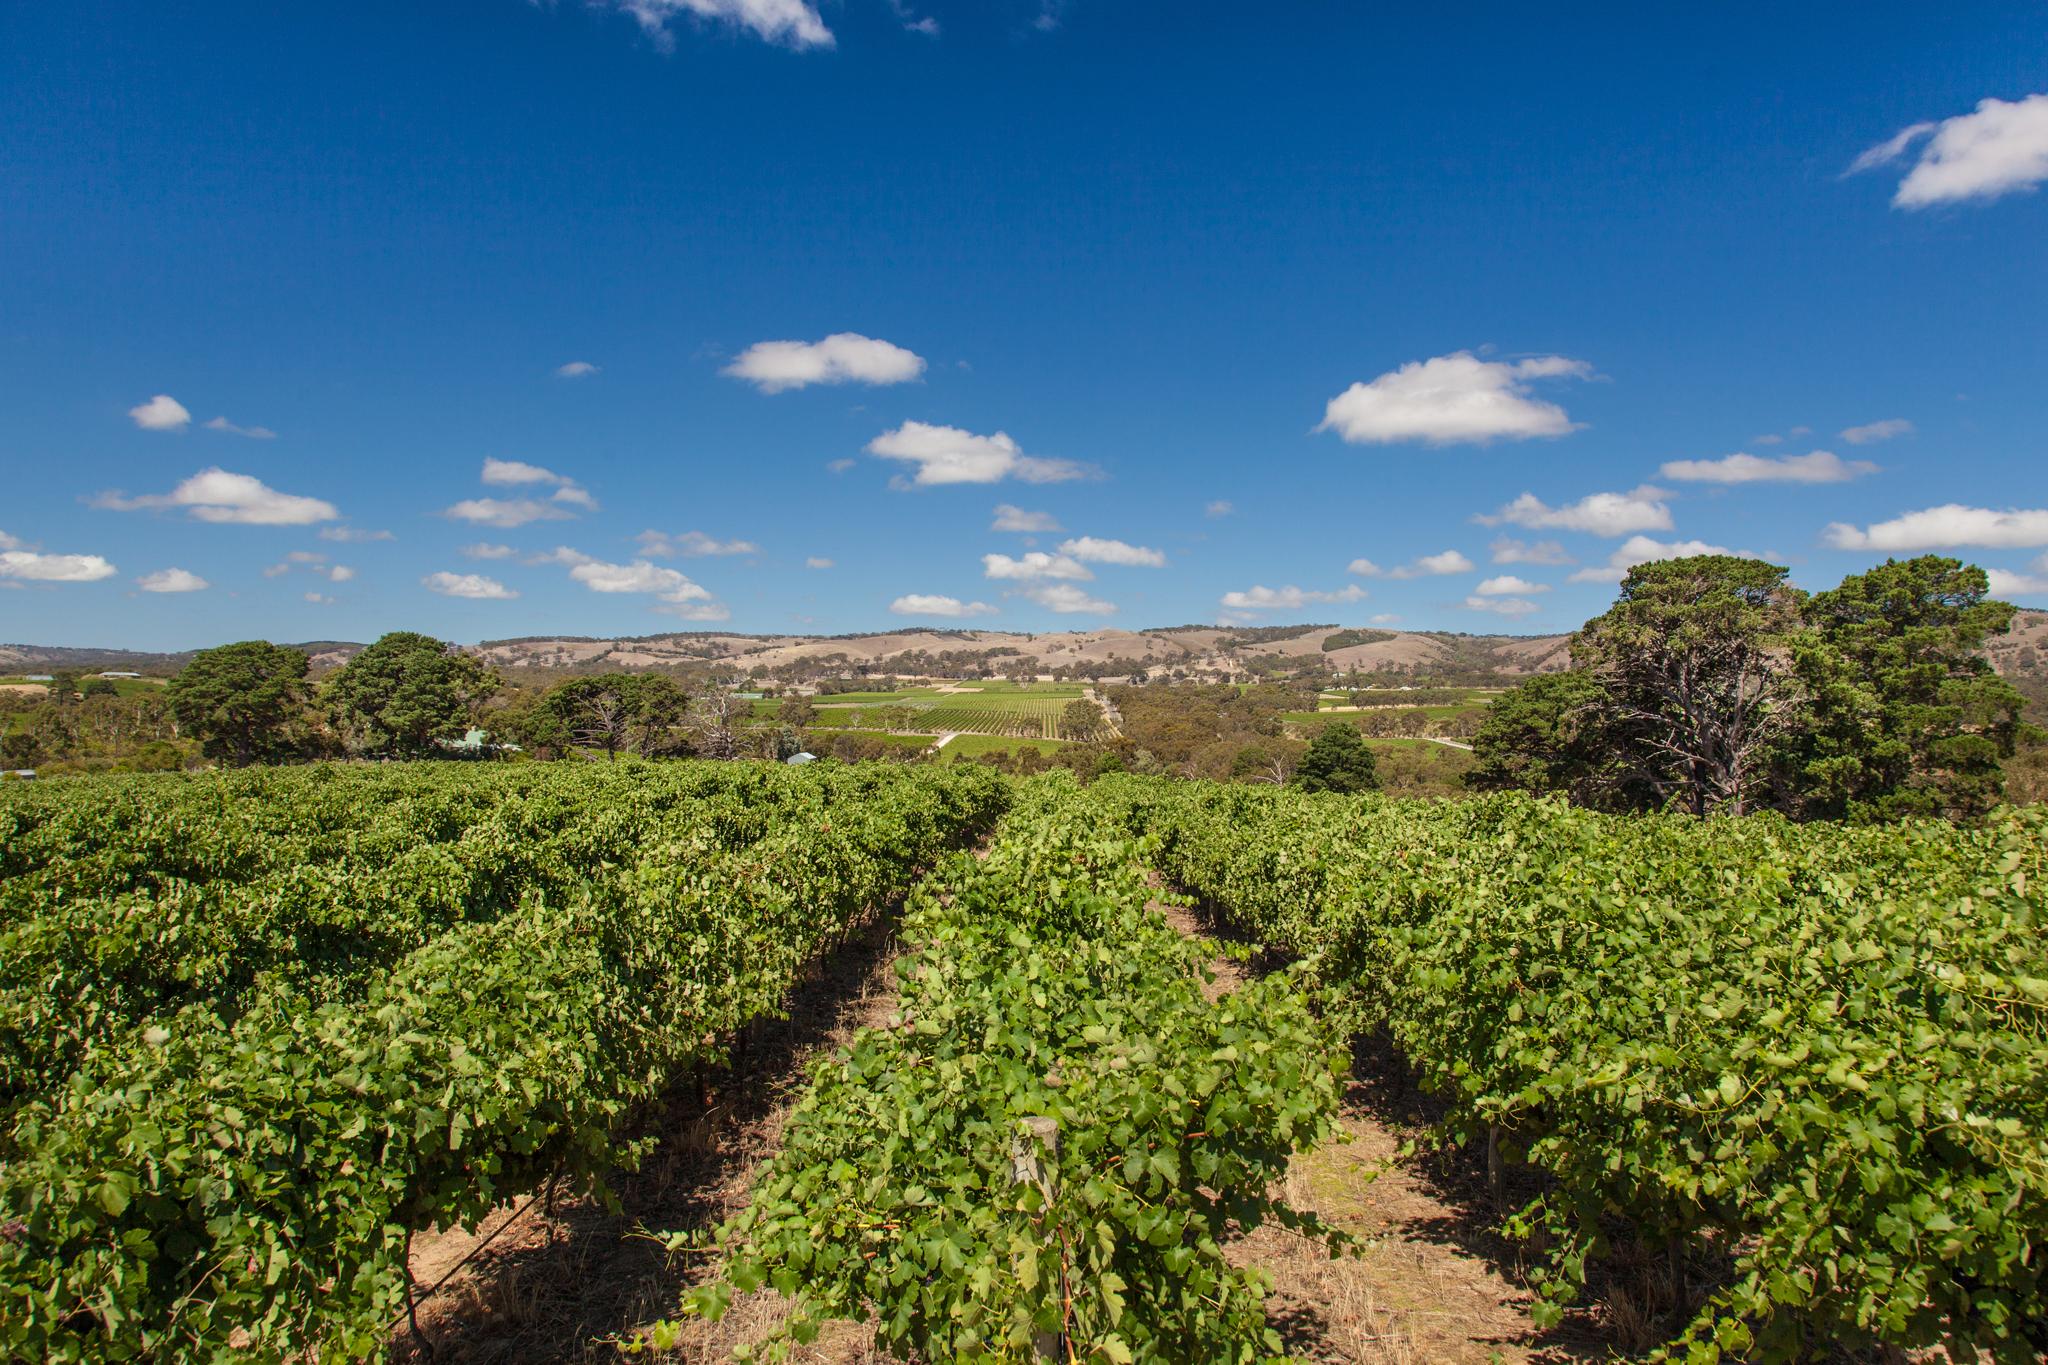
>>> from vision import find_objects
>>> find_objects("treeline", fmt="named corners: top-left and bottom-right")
top-left (1471, 554), bottom-right (2033, 820)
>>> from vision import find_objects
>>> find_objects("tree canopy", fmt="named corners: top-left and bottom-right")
top-left (166, 640), bottom-right (312, 767)
top-left (324, 632), bottom-right (499, 758)
top-left (531, 672), bottom-right (690, 760)
top-left (1292, 720), bottom-right (1379, 794)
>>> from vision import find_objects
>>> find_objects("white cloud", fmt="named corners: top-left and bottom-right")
top-left (983, 551), bottom-right (1093, 581)
top-left (805, 556), bottom-right (835, 569)
top-left (285, 550), bottom-right (326, 564)
top-left (203, 416), bottom-right (276, 439)
top-left (128, 394), bottom-right (191, 431)
top-left (527, 546), bottom-right (594, 567)
top-left (1398, 549), bottom-right (1475, 577)
top-left (1205, 500), bottom-right (1234, 518)
top-left (555, 361), bottom-right (600, 378)
top-left (1346, 558), bottom-right (1381, 577)
top-left (724, 333), bottom-right (925, 392)
top-left (1369, 613), bottom-right (1400, 624)
top-left (569, 557), bottom-right (713, 603)
top-left (477, 458), bottom-right (596, 512)
top-left (424, 571), bottom-right (518, 600)
top-left (1218, 583), bottom-right (1368, 611)
top-left (589, 0), bottom-right (833, 50)
top-left (1823, 504), bottom-right (2048, 551)
top-left (890, 593), bottom-right (997, 618)
top-left (637, 529), bottom-right (759, 557)
top-left (304, 592), bottom-right (332, 604)
top-left (443, 498), bottom-right (577, 529)
top-left (1479, 487), bottom-right (1673, 536)
top-left (1021, 583), bottom-right (1116, 614)
top-left (1840, 418), bottom-right (1913, 445)
top-left (826, 458), bottom-right (856, 473)
top-left (462, 542), bottom-right (516, 559)
top-left (1464, 595), bottom-right (1543, 618)
top-left (1058, 536), bottom-right (1165, 567)
top-left (1568, 535), bottom-right (1755, 584)
top-left (137, 567), bottom-right (208, 593)
top-left (0, 530), bottom-right (19, 549)
top-left (1474, 575), bottom-right (1550, 596)
top-left (992, 504), bottom-right (1062, 533)
top-left (1317, 351), bottom-right (1591, 446)
top-left (866, 421), bottom-right (1092, 487)
top-left (1986, 567), bottom-right (2048, 598)
top-left (0, 549), bottom-right (118, 583)
top-left (1659, 450), bottom-right (1877, 484)
top-left (1849, 94), bottom-right (2048, 207)
top-left (320, 526), bottom-right (393, 542)
top-left (1489, 536), bottom-right (1574, 566)
top-left (325, 565), bottom-right (355, 583)
top-left (660, 601), bottom-right (732, 621)
top-left (94, 467), bottom-right (340, 525)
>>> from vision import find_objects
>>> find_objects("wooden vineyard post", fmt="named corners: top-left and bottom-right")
top-left (1011, 1116), bottom-right (1063, 1362)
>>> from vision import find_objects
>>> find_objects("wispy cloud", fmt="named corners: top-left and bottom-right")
top-left (636, 529), bottom-right (760, 557)
top-left (1021, 583), bottom-right (1115, 614)
top-left (992, 504), bottom-right (1061, 533)
top-left (1839, 419), bottom-right (1913, 445)
top-left (1218, 583), bottom-right (1368, 611)
top-left (1659, 450), bottom-right (1877, 484)
top-left (1489, 537), bottom-right (1574, 566)
top-left (1464, 595), bottom-right (1542, 618)
top-left (584, 0), bottom-right (834, 50)
top-left (1058, 536), bottom-right (1164, 567)
top-left (203, 416), bottom-right (277, 439)
top-left (555, 361), bottom-right (600, 378)
top-left (983, 551), bottom-right (1093, 581)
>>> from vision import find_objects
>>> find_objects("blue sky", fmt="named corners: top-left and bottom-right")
top-left (2, 0), bottom-right (2045, 651)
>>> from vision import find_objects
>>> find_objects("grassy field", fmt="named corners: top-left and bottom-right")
top-left (1, 675), bottom-right (166, 700)
top-left (790, 684), bottom-right (1089, 740)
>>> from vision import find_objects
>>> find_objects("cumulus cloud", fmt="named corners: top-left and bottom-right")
top-left (569, 558), bottom-right (713, 603)
top-left (1058, 536), bottom-right (1165, 567)
top-left (1218, 583), bottom-right (1368, 611)
top-left (866, 421), bottom-right (1092, 487)
top-left (1394, 549), bottom-right (1475, 578)
top-left (983, 551), bottom-right (1093, 581)
top-left (1317, 351), bottom-right (1591, 447)
top-left (0, 547), bottom-right (118, 582)
top-left (1986, 566), bottom-right (2048, 598)
top-left (325, 565), bottom-right (355, 583)
top-left (94, 468), bottom-right (340, 525)
top-left (462, 542), bottom-right (517, 559)
top-left (137, 567), bottom-right (208, 593)
top-left (587, 0), bottom-right (834, 50)
top-left (1474, 575), bottom-right (1550, 596)
top-left (424, 571), bottom-right (518, 600)
top-left (1659, 450), bottom-right (1877, 484)
top-left (1489, 536), bottom-right (1574, 566)
top-left (1346, 558), bottom-right (1381, 577)
top-left (443, 498), bottom-right (576, 529)
top-left (636, 529), bottom-right (759, 557)
top-left (128, 394), bottom-right (191, 431)
top-left (1848, 93), bottom-right (2048, 207)
top-left (1478, 487), bottom-right (1673, 536)
top-left (992, 504), bottom-right (1062, 533)
top-left (555, 361), bottom-right (600, 378)
top-left (805, 556), bottom-right (835, 569)
top-left (320, 526), bottom-right (394, 543)
top-left (1021, 583), bottom-right (1116, 614)
top-left (1822, 504), bottom-right (2048, 551)
top-left (1464, 595), bottom-right (1543, 618)
top-left (1205, 500), bottom-right (1234, 518)
top-left (890, 593), bottom-right (997, 618)
top-left (1369, 613), bottom-right (1401, 624)
top-left (1840, 418), bottom-right (1914, 445)
top-left (724, 333), bottom-right (925, 392)
top-left (1568, 535), bottom-right (1755, 584)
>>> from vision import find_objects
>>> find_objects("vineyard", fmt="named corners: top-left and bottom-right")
top-left (813, 690), bottom-right (1081, 740)
top-left (1, 764), bottom-right (2044, 1362)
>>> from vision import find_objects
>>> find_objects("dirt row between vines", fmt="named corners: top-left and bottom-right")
top-left (396, 896), bottom-right (1629, 1363)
